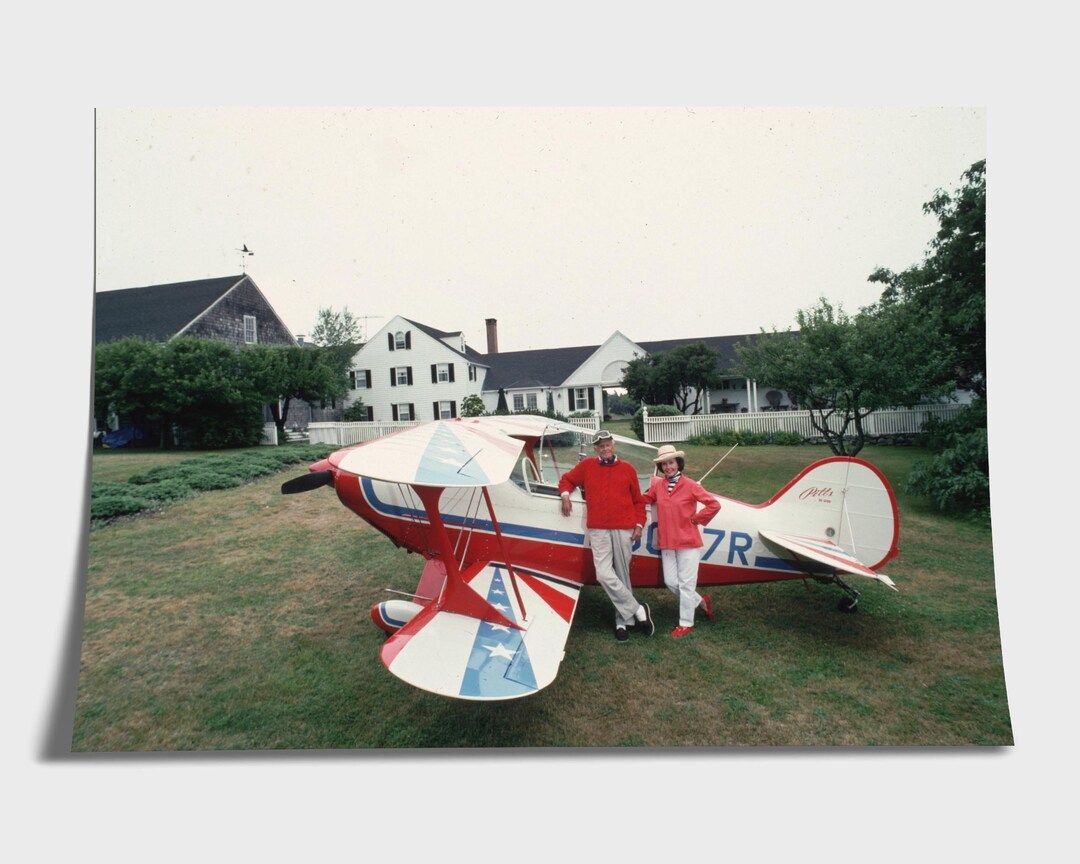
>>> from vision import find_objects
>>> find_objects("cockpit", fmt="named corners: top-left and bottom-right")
top-left (508, 425), bottom-right (657, 497)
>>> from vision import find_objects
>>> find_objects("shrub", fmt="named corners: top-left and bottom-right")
top-left (341, 401), bottom-right (368, 422)
top-left (687, 429), bottom-right (805, 447)
top-left (91, 444), bottom-right (334, 522)
top-left (461, 395), bottom-right (486, 417)
top-left (907, 425), bottom-right (990, 516)
top-left (91, 493), bottom-right (151, 521)
top-left (485, 408), bottom-right (571, 422)
top-left (138, 478), bottom-right (195, 502)
top-left (630, 404), bottom-right (681, 441)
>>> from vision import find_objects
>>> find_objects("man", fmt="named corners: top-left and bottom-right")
top-left (558, 429), bottom-right (654, 642)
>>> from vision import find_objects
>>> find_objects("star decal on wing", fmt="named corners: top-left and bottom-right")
top-left (483, 643), bottom-right (516, 661)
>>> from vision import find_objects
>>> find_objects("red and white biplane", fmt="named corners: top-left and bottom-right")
top-left (282, 415), bottom-right (899, 701)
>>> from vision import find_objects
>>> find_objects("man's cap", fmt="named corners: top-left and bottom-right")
top-left (592, 430), bottom-right (614, 444)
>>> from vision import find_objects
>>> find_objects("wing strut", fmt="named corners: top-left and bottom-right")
top-left (412, 485), bottom-right (523, 630)
top-left (482, 486), bottom-right (527, 621)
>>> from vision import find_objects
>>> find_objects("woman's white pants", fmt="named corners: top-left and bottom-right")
top-left (660, 547), bottom-right (703, 627)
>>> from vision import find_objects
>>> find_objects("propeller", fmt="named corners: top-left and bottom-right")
top-left (281, 470), bottom-right (334, 494)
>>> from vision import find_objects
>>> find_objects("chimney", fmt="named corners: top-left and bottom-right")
top-left (485, 318), bottom-right (499, 354)
top-left (296, 334), bottom-right (306, 344)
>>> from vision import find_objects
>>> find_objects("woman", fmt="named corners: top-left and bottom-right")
top-left (642, 444), bottom-right (722, 638)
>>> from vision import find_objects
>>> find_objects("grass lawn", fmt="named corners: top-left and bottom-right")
top-left (73, 443), bottom-right (1010, 749)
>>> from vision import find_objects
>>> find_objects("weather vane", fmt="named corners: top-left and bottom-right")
top-left (235, 244), bottom-right (254, 272)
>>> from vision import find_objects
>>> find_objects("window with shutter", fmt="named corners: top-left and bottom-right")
top-left (395, 331), bottom-right (406, 349)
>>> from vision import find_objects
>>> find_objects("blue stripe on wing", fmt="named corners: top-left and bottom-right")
top-left (459, 567), bottom-right (537, 698)
top-left (361, 477), bottom-right (585, 546)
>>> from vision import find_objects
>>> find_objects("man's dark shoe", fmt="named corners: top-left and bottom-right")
top-left (636, 603), bottom-right (655, 636)
top-left (615, 626), bottom-right (629, 642)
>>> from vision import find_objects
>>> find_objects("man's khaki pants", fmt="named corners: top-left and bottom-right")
top-left (587, 527), bottom-right (640, 627)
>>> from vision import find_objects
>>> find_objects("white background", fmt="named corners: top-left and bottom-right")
top-left (3, 2), bottom-right (1075, 861)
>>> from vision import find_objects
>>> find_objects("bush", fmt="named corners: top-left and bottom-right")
top-left (905, 400), bottom-right (989, 517)
top-left (137, 478), bottom-right (195, 502)
top-left (341, 401), bottom-right (368, 422)
top-left (92, 444), bottom-right (334, 522)
top-left (461, 395), bottom-right (486, 417)
top-left (687, 429), bottom-right (805, 447)
top-left (630, 404), bottom-right (681, 440)
top-left (91, 492), bottom-right (152, 520)
top-left (484, 408), bottom-right (571, 422)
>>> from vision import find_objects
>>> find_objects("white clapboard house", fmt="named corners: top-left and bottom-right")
top-left (345, 316), bottom-right (789, 422)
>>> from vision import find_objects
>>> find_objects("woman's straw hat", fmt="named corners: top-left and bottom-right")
top-left (652, 444), bottom-right (686, 464)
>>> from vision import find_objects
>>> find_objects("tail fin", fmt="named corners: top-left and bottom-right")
top-left (762, 457), bottom-right (899, 571)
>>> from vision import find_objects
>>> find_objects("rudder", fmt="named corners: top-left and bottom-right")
top-left (762, 457), bottom-right (899, 571)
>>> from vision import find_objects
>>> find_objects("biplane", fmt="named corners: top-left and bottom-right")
top-left (281, 415), bottom-right (899, 701)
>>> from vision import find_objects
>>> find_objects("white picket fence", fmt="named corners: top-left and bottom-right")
top-left (567, 415), bottom-right (601, 432)
top-left (306, 415), bottom-right (600, 447)
top-left (642, 404), bottom-right (966, 444)
top-left (308, 420), bottom-right (421, 446)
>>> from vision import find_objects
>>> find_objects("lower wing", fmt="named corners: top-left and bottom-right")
top-left (759, 530), bottom-right (897, 590)
top-left (379, 562), bottom-right (581, 700)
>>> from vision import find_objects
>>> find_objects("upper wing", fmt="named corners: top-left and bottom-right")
top-left (379, 562), bottom-right (581, 700)
top-left (460, 414), bottom-right (653, 451)
top-left (336, 420), bottom-right (524, 487)
top-left (759, 530), bottom-right (897, 590)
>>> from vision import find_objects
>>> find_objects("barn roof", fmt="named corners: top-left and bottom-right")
top-left (94, 275), bottom-right (245, 343)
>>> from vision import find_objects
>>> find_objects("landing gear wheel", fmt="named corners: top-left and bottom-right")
top-left (837, 596), bottom-right (859, 614)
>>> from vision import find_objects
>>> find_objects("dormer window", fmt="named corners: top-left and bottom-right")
top-left (244, 315), bottom-right (257, 344)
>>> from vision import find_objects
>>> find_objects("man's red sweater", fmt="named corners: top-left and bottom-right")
top-left (558, 458), bottom-right (646, 530)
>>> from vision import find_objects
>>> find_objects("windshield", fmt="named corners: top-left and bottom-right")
top-left (536, 426), bottom-right (656, 491)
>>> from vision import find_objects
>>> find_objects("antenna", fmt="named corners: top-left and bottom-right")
top-left (355, 314), bottom-right (382, 343)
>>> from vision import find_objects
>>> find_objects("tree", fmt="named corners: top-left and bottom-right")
top-left (461, 395), bottom-right (486, 417)
top-left (167, 337), bottom-right (265, 448)
top-left (869, 160), bottom-right (989, 514)
top-left (869, 160), bottom-right (986, 397)
top-left (621, 343), bottom-right (722, 414)
top-left (94, 338), bottom-right (178, 447)
top-left (243, 345), bottom-right (350, 443)
top-left (310, 306), bottom-right (361, 348)
top-left (736, 299), bottom-right (954, 455)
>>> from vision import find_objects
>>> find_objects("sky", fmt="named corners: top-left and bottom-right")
top-left (95, 107), bottom-right (985, 352)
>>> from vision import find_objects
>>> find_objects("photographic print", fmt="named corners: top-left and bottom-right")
top-left (76, 107), bottom-right (1005, 749)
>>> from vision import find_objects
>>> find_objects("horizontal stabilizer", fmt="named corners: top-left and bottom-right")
top-left (760, 530), bottom-right (897, 590)
top-left (379, 563), bottom-right (581, 700)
